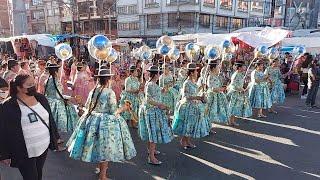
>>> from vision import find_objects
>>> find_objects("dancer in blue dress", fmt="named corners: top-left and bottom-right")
top-left (205, 60), bottom-right (230, 125)
top-left (172, 63), bottom-right (210, 149)
top-left (119, 65), bottom-right (141, 128)
top-left (138, 65), bottom-right (173, 165)
top-left (44, 63), bottom-right (78, 133)
top-left (67, 66), bottom-right (136, 180)
top-left (264, 59), bottom-right (285, 113)
top-left (249, 60), bottom-right (272, 118)
top-left (174, 59), bottom-right (188, 92)
top-left (159, 63), bottom-right (179, 115)
top-left (227, 61), bottom-right (252, 126)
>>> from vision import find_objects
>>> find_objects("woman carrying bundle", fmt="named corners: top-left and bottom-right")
top-left (119, 65), bottom-right (142, 128)
top-left (67, 66), bottom-right (136, 180)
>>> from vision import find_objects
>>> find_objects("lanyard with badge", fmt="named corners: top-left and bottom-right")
top-left (17, 98), bottom-right (49, 128)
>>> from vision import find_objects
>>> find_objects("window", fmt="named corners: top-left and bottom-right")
top-left (216, 16), bottom-right (228, 29)
top-left (147, 14), bottom-right (160, 29)
top-left (48, 9), bottom-right (53, 16)
top-left (54, 8), bottom-right (59, 15)
top-left (32, 0), bottom-right (43, 6)
top-left (32, 24), bottom-right (46, 33)
top-left (204, 0), bottom-right (215, 7)
top-left (220, 0), bottom-right (232, 10)
top-left (25, 3), bottom-right (29, 10)
top-left (179, 13), bottom-right (194, 28)
top-left (232, 18), bottom-right (244, 29)
top-left (251, 0), bottom-right (263, 13)
top-left (145, 0), bottom-right (159, 8)
top-left (168, 13), bottom-right (177, 28)
top-left (274, 0), bottom-right (283, 16)
top-left (238, 0), bottom-right (248, 12)
top-left (128, 5), bottom-right (137, 14)
top-left (118, 22), bottom-right (139, 31)
top-left (31, 10), bottom-right (45, 20)
top-left (199, 14), bottom-right (210, 28)
top-left (117, 6), bottom-right (126, 14)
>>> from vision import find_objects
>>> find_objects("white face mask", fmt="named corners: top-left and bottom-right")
top-left (0, 90), bottom-right (9, 99)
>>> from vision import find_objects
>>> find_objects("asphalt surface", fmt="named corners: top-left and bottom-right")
top-left (1, 94), bottom-right (320, 180)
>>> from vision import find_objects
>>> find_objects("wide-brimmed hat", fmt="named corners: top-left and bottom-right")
top-left (129, 65), bottom-right (136, 71)
top-left (234, 61), bottom-right (245, 65)
top-left (8, 59), bottom-right (19, 68)
top-left (186, 63), bottom-right (199, 70)
top-left (146, 65), bottom-right (162, 72)
top-left (208, 59), bottom-right (218, 65)
top-left (46, 63), bottom-right (61, 69)
top-left (94, 67), bottom-right (114, 77)
top-left (76, 62), bottom-right (84, 67)
top-left (254, 60), bottom-right (264, 66)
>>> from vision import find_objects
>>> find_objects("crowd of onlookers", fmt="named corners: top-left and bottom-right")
top-left (280, 52), bottom-right (320, 107)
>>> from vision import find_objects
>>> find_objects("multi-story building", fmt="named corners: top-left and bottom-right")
top-left (284, 0), bottom-right (319, 29)
top-left (73, 0), bottom-right (117, 38)
top-left (8, 0), bottom-right (28, 35)
top-left (25, 0), bottom-right (61, 34)
top-left (117, 0), bottom-right (286, 39)
top-left (0, 0), bottom-right (10, 36)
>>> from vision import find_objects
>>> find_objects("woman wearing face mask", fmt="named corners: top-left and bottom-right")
top-left (139, 65), bottom-right (173, 165)
top-left (67, 66), bottom-right (136, 180)
top-left (0, 77), bottom-right (9, 102)
top-left (172, 63), bottom-right (210, 150)
top-left (44, 63), bottom-right (78, 133)
top-left (248, 60), bottom-right (272, 118)
top-left (0, 74), bottom-right (58, 180)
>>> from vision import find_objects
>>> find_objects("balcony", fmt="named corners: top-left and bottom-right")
top-left (145, 2), bottom-right (160, 8)
top-left (166, 0), bottom-right (198, 6)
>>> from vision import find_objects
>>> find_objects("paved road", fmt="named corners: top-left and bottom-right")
top-left (1, 95), bottom-right (320, 180)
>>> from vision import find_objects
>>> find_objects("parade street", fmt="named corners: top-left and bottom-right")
top-left (1, 95), bottom-right (320, 180)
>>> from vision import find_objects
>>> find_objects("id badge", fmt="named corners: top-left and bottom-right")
top-left (28, 113), bottom-right (38, 123)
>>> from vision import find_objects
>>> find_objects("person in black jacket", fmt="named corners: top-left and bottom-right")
top-left (0, 74), bottom-right (58, 180)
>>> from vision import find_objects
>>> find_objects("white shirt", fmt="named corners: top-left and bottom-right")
top-left (19, 102), bottom-right (50, 158)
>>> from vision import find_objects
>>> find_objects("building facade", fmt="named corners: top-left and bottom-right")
top-left (284, 0), bottom-right (319, 29)
top-left (117, 0), bottom-right (286, 39)
top-left (0, 0), bottom-right (10, 36)
top-left (8, 0), bottom-right (28, 35)
top-left (25, 0), bottom-right (61, 34)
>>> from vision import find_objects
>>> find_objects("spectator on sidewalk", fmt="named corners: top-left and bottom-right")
top-left (300, 53), bottom-right (312, 99)
top-left (306, 60), bottom-right (320, 108)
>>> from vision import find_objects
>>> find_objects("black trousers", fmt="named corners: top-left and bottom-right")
top-left (18, 149), bottom-right (48, 180)
top-left (306, 81), bottom-right (319, 106)
top-left (301, 76), bottom-right (308, 95)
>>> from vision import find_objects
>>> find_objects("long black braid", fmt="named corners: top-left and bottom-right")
top-left (45, 68), bottom-right (71, 128)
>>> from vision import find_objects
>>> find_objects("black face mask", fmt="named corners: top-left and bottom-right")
top-left (26, 86), bottom-right (37, 96)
